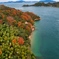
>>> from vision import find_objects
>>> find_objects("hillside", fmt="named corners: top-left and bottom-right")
top-left (0, 5), bottom-right (40, 59)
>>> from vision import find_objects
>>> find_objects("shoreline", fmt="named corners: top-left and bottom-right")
top-left (28, 26), bottom-right (35, 40)
top-left (29, 22), bottom-right (42, 58)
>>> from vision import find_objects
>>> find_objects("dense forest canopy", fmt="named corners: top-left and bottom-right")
top-left (0, 5), bottom-right (40, 59)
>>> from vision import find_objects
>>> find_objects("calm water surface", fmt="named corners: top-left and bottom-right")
top-left (0, 3), bottom-right (59, 59)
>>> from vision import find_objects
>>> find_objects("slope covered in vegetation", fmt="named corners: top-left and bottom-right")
top-left (0, 5), bottom-right (40, 59)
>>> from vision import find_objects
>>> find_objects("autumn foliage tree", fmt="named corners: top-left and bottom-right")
top-left (11, 9), bottom-right (17, 16)
top-left (0, 13), bottom-right (5, 19)
top-left (18, 37), bottom-right (24, 45)
top-left (25, 25), bottom-right (32, 33)
top-left (26, 12), bottom-right (40, 20)
top-left (21, 12), bottom-right (32, 21)
top-left (6, 16), bottom-right (16, 25)
top-left (0, 20), bottom-right (3, 24)
top-left (18, 21), bottom-right (22, 27)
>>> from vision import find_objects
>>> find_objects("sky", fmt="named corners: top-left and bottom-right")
top-left (0, 0), bottom-right (59, 2)
top-left (0, 0), bottom-right (19, 2)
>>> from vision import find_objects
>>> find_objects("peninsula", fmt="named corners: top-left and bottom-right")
top-left (0, 5), bottom-right (40, 59)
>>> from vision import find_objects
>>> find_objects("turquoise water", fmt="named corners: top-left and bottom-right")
top-left (0, 3), bottom-right (59, 59)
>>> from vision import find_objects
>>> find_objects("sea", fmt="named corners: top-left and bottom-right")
top-left (0, 2), bottom-right (59, 59)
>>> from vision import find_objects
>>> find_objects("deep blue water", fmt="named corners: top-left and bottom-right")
top-left (0, 3), bottom-right (59, 59)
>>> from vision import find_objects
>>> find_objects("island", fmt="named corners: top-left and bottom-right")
top-left (0, 5), bottom-right (40, 59)
top-left (23, 2), bottom-right (59, 7)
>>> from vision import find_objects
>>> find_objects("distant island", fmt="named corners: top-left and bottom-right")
top-left (23, 2), bottom-right (59, 7)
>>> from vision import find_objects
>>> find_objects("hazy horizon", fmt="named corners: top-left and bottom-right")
top-left (0, 0), bottom-right (59, 2)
